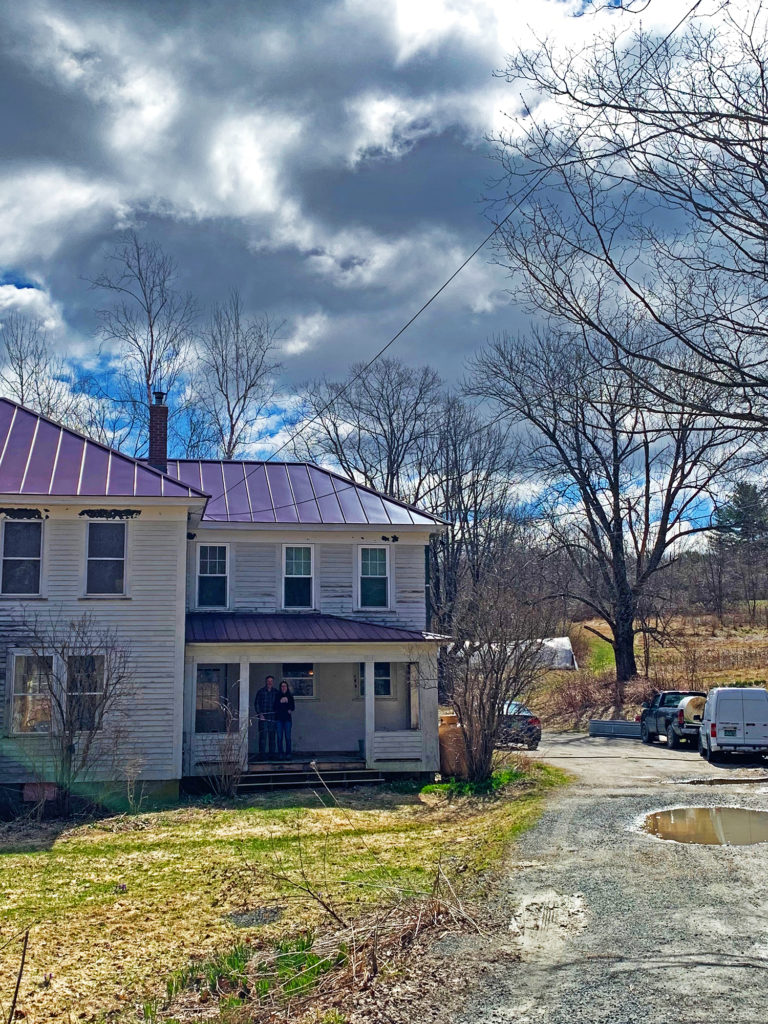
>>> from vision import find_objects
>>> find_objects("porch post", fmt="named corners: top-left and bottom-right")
top-left (238, 656), bottom-right (250, 771)
top-left (364, 658), bottom-right (375, 768)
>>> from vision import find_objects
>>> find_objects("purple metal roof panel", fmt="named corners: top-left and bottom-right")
top-left (356, 487), bottom-right (392, 525)
top-left (332, 474), bottom-right (367, 523)
top-left (265, 464), bottom-right (298, 523)
top-left (22, 418), bottom-right (61, 493)
top-left (80, 439), bottom-right (110, 495)
top-left (200, 461), bottom-right (227, 518)
top-left (0, 406), bottom-right (38, 493)
top-left (307, 464), bottom-right (344, 522)
top-left (244, 464), bottom-right (275, 522)
top-left (107, 452), bottom-right (136, 496)
top-left (185, 612), bottom-right (431, 645)
top-left (50, 430), bottom-right (85, 494)
top-left (221, 462), bottom-right (251, 522)
top-left (287, 464), bottom-right (323, 524)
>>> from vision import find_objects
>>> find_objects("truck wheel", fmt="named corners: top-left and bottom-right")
top-left (706, 738), bottom-right (717, 764)
top-left (698, 736), bottom-right (707, 758)
top-left (666, 725), bottom-right (679, 749)
top-left (641, 722), bottom-right (654, 744)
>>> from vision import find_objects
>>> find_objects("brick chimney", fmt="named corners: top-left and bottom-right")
top-left (148, 391), bottom-right (168, 473)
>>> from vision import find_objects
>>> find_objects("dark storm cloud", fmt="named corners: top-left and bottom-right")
top-left (0, 0), bottom-right (617, 386)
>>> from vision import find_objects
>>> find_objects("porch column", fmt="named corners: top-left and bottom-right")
top-left (364, 658), bottom-right (375, 768)
top-left (418, 653), bottom-right (440, 772)
top-left (238, 656), bottom-right (250, 771)
top-left (182, 657), bottom-right (195, 776)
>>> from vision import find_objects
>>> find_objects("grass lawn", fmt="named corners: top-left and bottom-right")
top-left (0, 764), bottom-right (565, 1023)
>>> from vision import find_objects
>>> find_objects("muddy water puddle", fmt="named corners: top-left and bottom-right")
top-left (642, 806), bottom-right (768, 845)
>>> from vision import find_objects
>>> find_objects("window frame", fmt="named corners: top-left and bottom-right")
top-left (282, 544), bottom-right (314, 610)
top-left (357, 545), bottom-right (390, 610)
top-left (7, 649), bottom-right (54, 735)
top-left (197, 542), bottom-right (230, 609)
top-left (1, 519), bottom-right (43, 597)
top-left (66, 653), bottom-right (106, 732)
top-left (194, 662), bottom-right (240, 733)
top-left (281, 662), bottom-right (315, 699)
top-left (358, 661), bottom-right (394, 699)
top-left (85, 520), bottom-right (128, 598)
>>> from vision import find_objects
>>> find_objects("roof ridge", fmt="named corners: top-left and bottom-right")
top-left (0, 397), bottom-right (208, 500)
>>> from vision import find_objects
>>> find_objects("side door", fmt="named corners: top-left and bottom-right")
top-left (716, 695), bottom-right (744, 745)
top-left (742, 691), bottom-right (768, 746)
top-left (653, 695), bottom-right (668, 735)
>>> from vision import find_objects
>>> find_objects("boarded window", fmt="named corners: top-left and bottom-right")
top-left (11, 654), bottom-right (52, 733)
top-left (359, 662), bottom-right (392, 697)
top-left (195, 663), bottom-right (240, 732)
top-left (360, 547), bottom-right (388, 607)
top-left (2, 521), bottom-right (42, 595)
top-left (284, 547), bottom-right (312, 607)
top-left (198, 545), bottom-right (228, 607)
top-left (86, 522), bottom-right (125, 595)
top-left (282, 663), bottom-right (314, 698)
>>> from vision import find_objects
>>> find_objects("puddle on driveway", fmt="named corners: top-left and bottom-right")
top-left (642, 806), bottom-right (768, 845)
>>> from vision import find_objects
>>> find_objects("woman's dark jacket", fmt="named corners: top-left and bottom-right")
top-left (275, 692), bottom-right (295, 722)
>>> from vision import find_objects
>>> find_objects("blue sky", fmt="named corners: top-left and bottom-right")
top-left (0, 0), bottom-right (703, 398)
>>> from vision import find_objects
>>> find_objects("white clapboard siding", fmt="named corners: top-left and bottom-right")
top-left (373, 730), bottom-right (423, 761)
top-left (318, 543), bottom-right (354, 614)
top-left (0, 508), bottom-right (188, 784)
top-left (233, 542), bottom-right (279, 610)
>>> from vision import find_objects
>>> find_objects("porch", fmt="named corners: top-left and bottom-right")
top-left (183, 633), bottom-right (439, 778)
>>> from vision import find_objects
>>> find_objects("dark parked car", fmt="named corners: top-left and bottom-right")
top-left (498, 702), bottom-right (542, 750)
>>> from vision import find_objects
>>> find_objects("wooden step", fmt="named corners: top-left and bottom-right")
top-left (236, 768), bottom-right (385, 793)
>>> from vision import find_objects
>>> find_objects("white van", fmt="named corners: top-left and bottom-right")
top-left (700, 687), bottom-right (768, 761)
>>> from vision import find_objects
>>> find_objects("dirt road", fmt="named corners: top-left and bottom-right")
top-left (436, 733), bottom-right (768, 1024)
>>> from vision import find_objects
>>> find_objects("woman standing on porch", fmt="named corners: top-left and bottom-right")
top-left (275, 681), bottom-right (295, 760)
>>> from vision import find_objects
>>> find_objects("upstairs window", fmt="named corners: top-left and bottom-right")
top-left (86, 522), bottom-right (125, 595)
top-left (2, 521), bottom-right (42, 595)
top-left (359, 547), bottom-right (388, 608)
top-left (284, 546), bottom-right (312, 608)
top-left (198, 545), bottom-right (228, 607)
top-left (359, 662), bottom-right (392, 697)
top-left (66, 654), bottom-right (105, 731)
top-left (11, 654), bottom-right (53, 733)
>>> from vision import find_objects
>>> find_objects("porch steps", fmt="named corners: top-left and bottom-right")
top-left (237, 767), bottom-right (385, 793)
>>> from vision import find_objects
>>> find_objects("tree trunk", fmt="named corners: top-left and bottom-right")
top-left (613, 617), bottom-right (637, 708)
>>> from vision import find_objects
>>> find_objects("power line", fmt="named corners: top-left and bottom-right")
top-left (198, 0), bottom-right (705, 514)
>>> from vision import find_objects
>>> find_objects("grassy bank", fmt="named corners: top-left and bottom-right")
top-left (0, 764), bottom-right (566, 1022)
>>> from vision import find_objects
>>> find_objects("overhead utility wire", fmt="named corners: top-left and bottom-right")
top-left (199, 0), bottom-right (705, 514)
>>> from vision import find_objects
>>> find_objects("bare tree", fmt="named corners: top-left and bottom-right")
top-left (0, 312), bottom-right (86, 425)
top-left (293, 358), bottom-right (443, 503)
top-left (12, 611), bottom-right (134, 816)
top-left (92, 232), bottom-right (196, 452)
top-left (492, 5), bottom-right (768, 427)
top-left (187, 291), bottom-right (281, 458)
top-left (470, 331), bottom-right (744, 700)
top-left (443, 550), bottom-right (556, 782)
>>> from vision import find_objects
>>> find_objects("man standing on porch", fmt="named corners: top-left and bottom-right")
top-left (255, 675), bottom-right (278, 759)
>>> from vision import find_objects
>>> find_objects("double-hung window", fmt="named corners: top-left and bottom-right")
top-left (2, 520), bottom-right (42, 595)
top-left (283, 546), bottom-right (312, 608)
top-left (198, 545), bottom-right (228, 607)
top-left (359, 547), bottom-right (388, 608)
top-left (10, 654), bottom-right (53, 733)
top-left (282, 663), bottom-right (314, 697)
top-left (359, 662), bottom-right (392, 697)
top-left (67, 654), bottom-right (105, 731)
top-left (86, 522), bottom-right (126, 595)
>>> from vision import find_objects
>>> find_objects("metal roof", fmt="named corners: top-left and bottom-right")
top-left (0, 399), bottom-right (206, 500)
top-left (166, 459), bottom-right (443, 526)
top-left (186, 611), bottom-right (436, 644)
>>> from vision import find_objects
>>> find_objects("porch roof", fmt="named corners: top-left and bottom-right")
top-left (185, 611), bottom-right (438, 645)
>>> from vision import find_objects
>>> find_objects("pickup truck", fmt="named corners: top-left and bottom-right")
top-left (640, 690), bottom-right (707, 748)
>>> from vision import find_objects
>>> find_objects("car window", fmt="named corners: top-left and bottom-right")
top-left (504, 702), bottom-right (532, 716)
top-left (661, 693), bottom-right (684, 707)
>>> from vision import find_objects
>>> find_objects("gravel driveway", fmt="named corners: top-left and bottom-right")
top-left (428, 733), bottom-right (768, 1024)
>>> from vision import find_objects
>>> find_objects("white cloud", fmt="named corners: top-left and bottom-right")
top-left (282, 313), bottom-right (331, 356)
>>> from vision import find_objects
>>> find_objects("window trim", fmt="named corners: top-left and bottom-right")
top-left (7, 648), bottom-right (54, 736)
top-left (84, 520), bottom-right (128, 598)
top-left (194, 662), bottom-right (240, 733)
top-left (281, 662), bottom-right (316, 699)
top-left (356, 545), bottom-right (390, 610)
top-left (1, 519), bottom-right (44, 598)
top-left (357, 661), bottom-right (395, 700)
top-left (282, 544), bottom-right (314, 610)
top-left (197, 542), bottom-right (230, 610)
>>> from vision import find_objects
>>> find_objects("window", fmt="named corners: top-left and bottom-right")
top-left (10, 654), bottom-right (52, 733)
top-left (359, 662), bottom-right (392, 697)
top-left (2, 521), bottom-right (42, 595)
top-left (282, 663), bottom-right (314, 698)
top-left (359, 547), bottom-right (388, 608)
top-left (284, 546), bottom-right (312, 608)
top-left (86, 522), bottom-right (125, 595)
top-left (66, 655), bottom-right (105, 731)
top-left (198, 545), bottom-right (228, 607)
top-left (195, 663), bottom-right (239, 732)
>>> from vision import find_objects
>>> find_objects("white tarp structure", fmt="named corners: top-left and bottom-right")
top-left (539, 636), bottom-right (578, 670)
